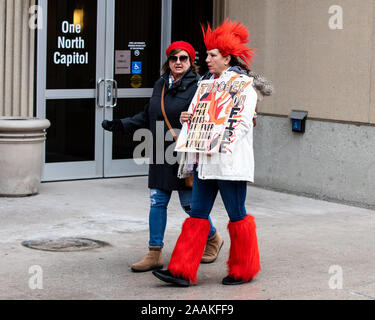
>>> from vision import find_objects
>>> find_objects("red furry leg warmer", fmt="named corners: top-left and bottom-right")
top-left (227, 214), bottom-right (261, 282)
top-left (168, 217), bottom-right (210, 283)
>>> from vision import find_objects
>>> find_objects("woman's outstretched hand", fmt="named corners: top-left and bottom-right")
top-left (101, 119), bottom-right (124, 132)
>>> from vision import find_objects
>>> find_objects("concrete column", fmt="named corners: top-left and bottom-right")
top-left (0, 0), bottom-right (35, 117)
top-left (0, 0), bottom-right (5, 116)
top-left (213, 0), bottom-right (226, 27)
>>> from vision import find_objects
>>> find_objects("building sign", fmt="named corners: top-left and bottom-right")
top-left (175, 73), bottom-right (256, 154)
top-left (130, 75), bottom-right (142, 88)
top-left (131, 61), bottom-right (142, 74)
top-left (115, 50), bottom-right (131, 74)
top-left (53, 21), bottom-right (89, 67)
top-left (128, 41), bottom-right (146, 51)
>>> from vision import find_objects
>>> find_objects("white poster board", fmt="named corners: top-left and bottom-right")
top-left (175, 73), bottom-right (255, 154)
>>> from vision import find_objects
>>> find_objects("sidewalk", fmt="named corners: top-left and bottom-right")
top-left (0, 176), bottom-right (375, 300)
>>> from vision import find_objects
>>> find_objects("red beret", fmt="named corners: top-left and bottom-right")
top-left (166, 41), bottom-right (196, 62)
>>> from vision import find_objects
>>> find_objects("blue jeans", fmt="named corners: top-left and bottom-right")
top-left (149, 188), bottom-right (216, 247)
top-left (190, 168), bottom-right (247, 222)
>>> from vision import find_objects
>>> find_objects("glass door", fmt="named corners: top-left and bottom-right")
top-left (37, 0), bottom-right (167, 181)
top-left (103, 0), bottom-right (163, 177)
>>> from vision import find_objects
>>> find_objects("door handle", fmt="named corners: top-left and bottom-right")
top-left (96, 78), bottom-right (105, 108)
top-left (112, 79), bottom-right (118, 107)
top-left (106, 84), bottom-right (112, 102)
top-left (105, 79), bottom-right (118, 108)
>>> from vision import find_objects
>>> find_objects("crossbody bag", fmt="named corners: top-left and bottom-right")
top-left (161, 83), bottom-right (193, 188)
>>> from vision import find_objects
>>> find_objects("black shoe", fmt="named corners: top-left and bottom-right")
top-left (222, 275), bottom-right (252, 285)
top-left (152, 269), bottom-right (190, 287)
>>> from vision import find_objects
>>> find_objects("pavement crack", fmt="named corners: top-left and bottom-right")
top-left (347, 290), bottom-right (375, 300)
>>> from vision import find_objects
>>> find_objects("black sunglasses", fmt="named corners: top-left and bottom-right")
top-left (168, 55), bottom-right (189, 63)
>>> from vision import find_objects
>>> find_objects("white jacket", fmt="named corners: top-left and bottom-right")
top-left (178, 69), bottom-right (258, 182)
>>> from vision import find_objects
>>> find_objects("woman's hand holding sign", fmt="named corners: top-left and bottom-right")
top-left (180, 112), bottom-right (192, 124)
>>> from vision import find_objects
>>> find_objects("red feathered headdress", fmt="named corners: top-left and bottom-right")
top-left (201, 19), bottom-right (255, 66)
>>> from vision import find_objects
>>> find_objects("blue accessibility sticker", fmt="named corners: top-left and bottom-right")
top-left (132, 61), bottom-right (142, 74)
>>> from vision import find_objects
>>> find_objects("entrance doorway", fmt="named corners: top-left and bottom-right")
top-left (37, 0), bottom-right (213, 181)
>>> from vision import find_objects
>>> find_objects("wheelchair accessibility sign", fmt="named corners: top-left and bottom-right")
top-left (132, 61), bottom-right (142, 74)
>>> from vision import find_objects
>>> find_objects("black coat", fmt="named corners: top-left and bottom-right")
top-left (120, 68), bottom-right (200, 191)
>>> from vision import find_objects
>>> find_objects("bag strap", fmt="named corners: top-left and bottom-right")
top-left (161, 83), bottom-right (178, 142)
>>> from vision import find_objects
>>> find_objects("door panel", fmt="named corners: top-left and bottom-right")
top-left (113, 0), bottom-right (162, 89)
top-left (39, 0), bottom-right (105, 181)
top-left (112, 98), bottom-right (150, 160)
top-left (102, 0), bottom-right (163, 177)
top-left (46, 0), bottom-right (98, 89)
top-left (46, 98), bottom-right (95, 163)
top-left (171, 0), bottom-right (213, 75)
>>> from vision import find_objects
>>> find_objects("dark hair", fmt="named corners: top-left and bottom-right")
top-left (229, 55), bottom-right (251, 74)
top-left (161, 48), bottom-right (200, 74)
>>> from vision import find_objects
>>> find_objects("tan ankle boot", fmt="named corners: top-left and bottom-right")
top-left (201, 231), bottom-right (224, 264)
top-left (131, 246), bottom-right (163, 272)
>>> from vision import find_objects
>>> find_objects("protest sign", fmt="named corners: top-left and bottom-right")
top-left (175, 73), bottom-right (255, 154)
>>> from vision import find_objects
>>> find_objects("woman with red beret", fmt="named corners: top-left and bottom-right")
top-left (153, 20), bottom-right (272, 286)
top-left (102, 41), bottom-right (222, 273)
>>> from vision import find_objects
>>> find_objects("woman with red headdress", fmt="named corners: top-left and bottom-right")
top-left (102, 41), bottom-right (222, 273)
top-left (153, 20), bottom-right (273, 286)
